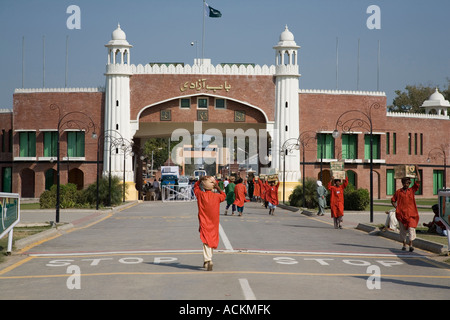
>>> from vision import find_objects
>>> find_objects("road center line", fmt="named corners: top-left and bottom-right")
top-left (219, 223), bottom-right (234, 251)
top-left (239, 278), bottom-right (256, 300)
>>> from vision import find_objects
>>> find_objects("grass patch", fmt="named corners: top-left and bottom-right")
top-left (0, 225), bottom-right (52, 263)
top-left (20, 202), bottom-right (41, 210)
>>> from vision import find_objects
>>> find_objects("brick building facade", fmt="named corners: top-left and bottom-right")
top-left (0, 25), bottom-right (448, 200)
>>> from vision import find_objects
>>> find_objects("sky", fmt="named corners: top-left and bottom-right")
top-left (1, 0), bottom-right (449, 109)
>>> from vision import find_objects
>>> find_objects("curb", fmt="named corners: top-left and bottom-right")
top-left (13, 201), bottom-right (140, 251)
top-left (14, 222), bottom-right (74, 250)
top-left (278, 203), bottom-right (300, 212)
top-left (356, 223), bottom-right (448, 254)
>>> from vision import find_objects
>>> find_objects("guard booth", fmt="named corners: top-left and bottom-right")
top-left (438, 189), bottom-right (450, 252)
top-left (0, 193), bottom-right (20, 254)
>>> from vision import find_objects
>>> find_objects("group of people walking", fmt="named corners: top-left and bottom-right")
top-left (194, 165), bottom-right (429, 271)
top-left (223, 176), bottom-right (280, 217)
top-left (316, 167), bottom-right (426, 252)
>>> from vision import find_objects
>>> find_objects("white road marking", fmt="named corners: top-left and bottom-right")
top-left (239, 278), bottom-right (256, 300)
top-left (219, 223), bottom-right (234, 251)
top-left (27, 249), bottom-right (419, 258)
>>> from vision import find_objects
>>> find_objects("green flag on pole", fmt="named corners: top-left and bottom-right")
top-left (206, 3), bottom-right (222, 17)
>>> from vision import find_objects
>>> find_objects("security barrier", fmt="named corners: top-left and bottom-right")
top-left (161, 185), bottom-right (196, 202)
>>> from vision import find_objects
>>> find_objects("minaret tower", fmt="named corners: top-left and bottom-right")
top-left (273, 26), bottom-right (301, 182)
top-left (104, 24), bottom-right (134, 183)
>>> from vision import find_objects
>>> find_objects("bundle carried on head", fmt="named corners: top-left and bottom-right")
top-left (201, 176), bottom-right (216, 190)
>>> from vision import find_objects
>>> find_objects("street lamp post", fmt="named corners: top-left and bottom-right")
top-left (299, 131), bottom-right (318, 208)
top-left (280, 138), bottom-right (300, 204)
top-left (121, 139), bottom-right (134, 203)
top-left (332, 101), bottom-right (380, 223)
top-left (51, 104), bottom-right (97, 223)
top-left (96, 130), bottom-right (124, 210)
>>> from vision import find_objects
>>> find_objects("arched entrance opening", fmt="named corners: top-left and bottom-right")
top-left (45, 168), bottom-right (57, 190)
top-left (20, 168), bottom-right (35, 198)
top-left (68, 168), bottom-right (84, 190)
top-left (132, 94), bottom-right (271, 187)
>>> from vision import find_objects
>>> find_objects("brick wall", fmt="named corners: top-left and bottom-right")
top-left (11, 91), bottom-right (104, 197)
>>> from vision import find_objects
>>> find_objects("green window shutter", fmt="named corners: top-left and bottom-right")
top-left (44, 132), bottom-right (51, 157)
top-left (19, 132), bottom-right (35, 157)
top-left (19, 132), bottom-right (28, 157)
top-left (342, 134), bottom-right (349, 159)
top-left (317, 133), bottom-right (335, 159)
top-left (365, 135), bottom-right (380, 160)
top-left (29, 132), bottom-right (36, 157)
top-left (326, 134), bottom-right (334, 159)
top-left (386, 169), bottom-right (395, 195)
top-left (433, 170), bottom-right (443, 195)
top-left (343, 134), bottom-right (357, 159)
top-left (67, 132), bottom-right (75, 157)
top-left (77, 131), bottom-right (85, 157)
top-left (52, 132), bottom-right (58, 157)
top-left (349, 135), bottom-right (357, 159)
top-left (317, 133), bottom-right (325, 159)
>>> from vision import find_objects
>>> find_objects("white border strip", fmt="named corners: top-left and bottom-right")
top-left (219, 223), bottom-right (234, 251)
top-left (239, 278), bottom-right (256, 300)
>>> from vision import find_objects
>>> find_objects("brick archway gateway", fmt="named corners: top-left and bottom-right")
top-left (133, 93), bottom-right (272, 178)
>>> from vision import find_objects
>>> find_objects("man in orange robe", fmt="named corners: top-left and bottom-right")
top-left (391, 169), bottom-right (421, 252)
top-left (253, 177), bottom-right (261, 202)
top-left (327, 176), bottom-right (349, 229)
top-left (265, 180), bottom-right (280, 215)
top-left (233, 178), bottom-right (248, 216)
top-left (194, 176), bottom-right (226, 271)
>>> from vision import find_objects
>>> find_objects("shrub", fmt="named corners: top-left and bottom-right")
top-left (325, 182), bottom-right (370, 211)
top-left (289, 179), bottom-right (370, 211)
top-left (345, 188), bottom-right (370, 211)
top-left (83, 175), bottom-right (125, 207)
top-left (289, 178), bottom-right (319, 209)
top-left (39, 176), bottom-right (126, 209)
top-left (39, 183), bottom-right (83, 209)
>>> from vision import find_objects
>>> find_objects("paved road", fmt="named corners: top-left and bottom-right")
top-left (0, 200), bottom-right (448, 303)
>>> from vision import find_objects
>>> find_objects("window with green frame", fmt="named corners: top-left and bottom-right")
top-left (341, 134), bottom-right (357, 159)
top-left (197, 98), bottom-right (208, 109)
top-left (433, 170), bottom-right (444, 195)
top-left (67, 131), bottom-right (85, 157)
top-left (43, 131), bottom-right (58, 157)
top-left (316, 133), bottom-right (334, 159)
top-left (364, 134), bottom-right (380, 160)
top-left (215, 98), bottom-right (226, 109)
top-left (180, 98), bottom-right (190, 109)
top-left (19, 131), bottom-right (36, 157)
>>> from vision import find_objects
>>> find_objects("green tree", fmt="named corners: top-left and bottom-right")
top-left (389, 79), bottom-right (450, 113)
top-left (142, 137), bottom-right (182, 169)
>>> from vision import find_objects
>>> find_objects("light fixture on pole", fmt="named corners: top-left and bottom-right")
top-left (50, 104), bottom-right (97, 223)
top-left (280, 138), bottom-right (300, 204)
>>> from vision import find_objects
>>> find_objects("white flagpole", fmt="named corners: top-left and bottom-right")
top-left (336, 37), bottom-right (339, 90)
top-left (22, 36), bottom-right (25, 88)
top-left (42, 35), bottom-right (45, 88)
top-left (65, 35), bottom-right (69, 88)
top-left (202, 0), bottom-right (206, 63)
